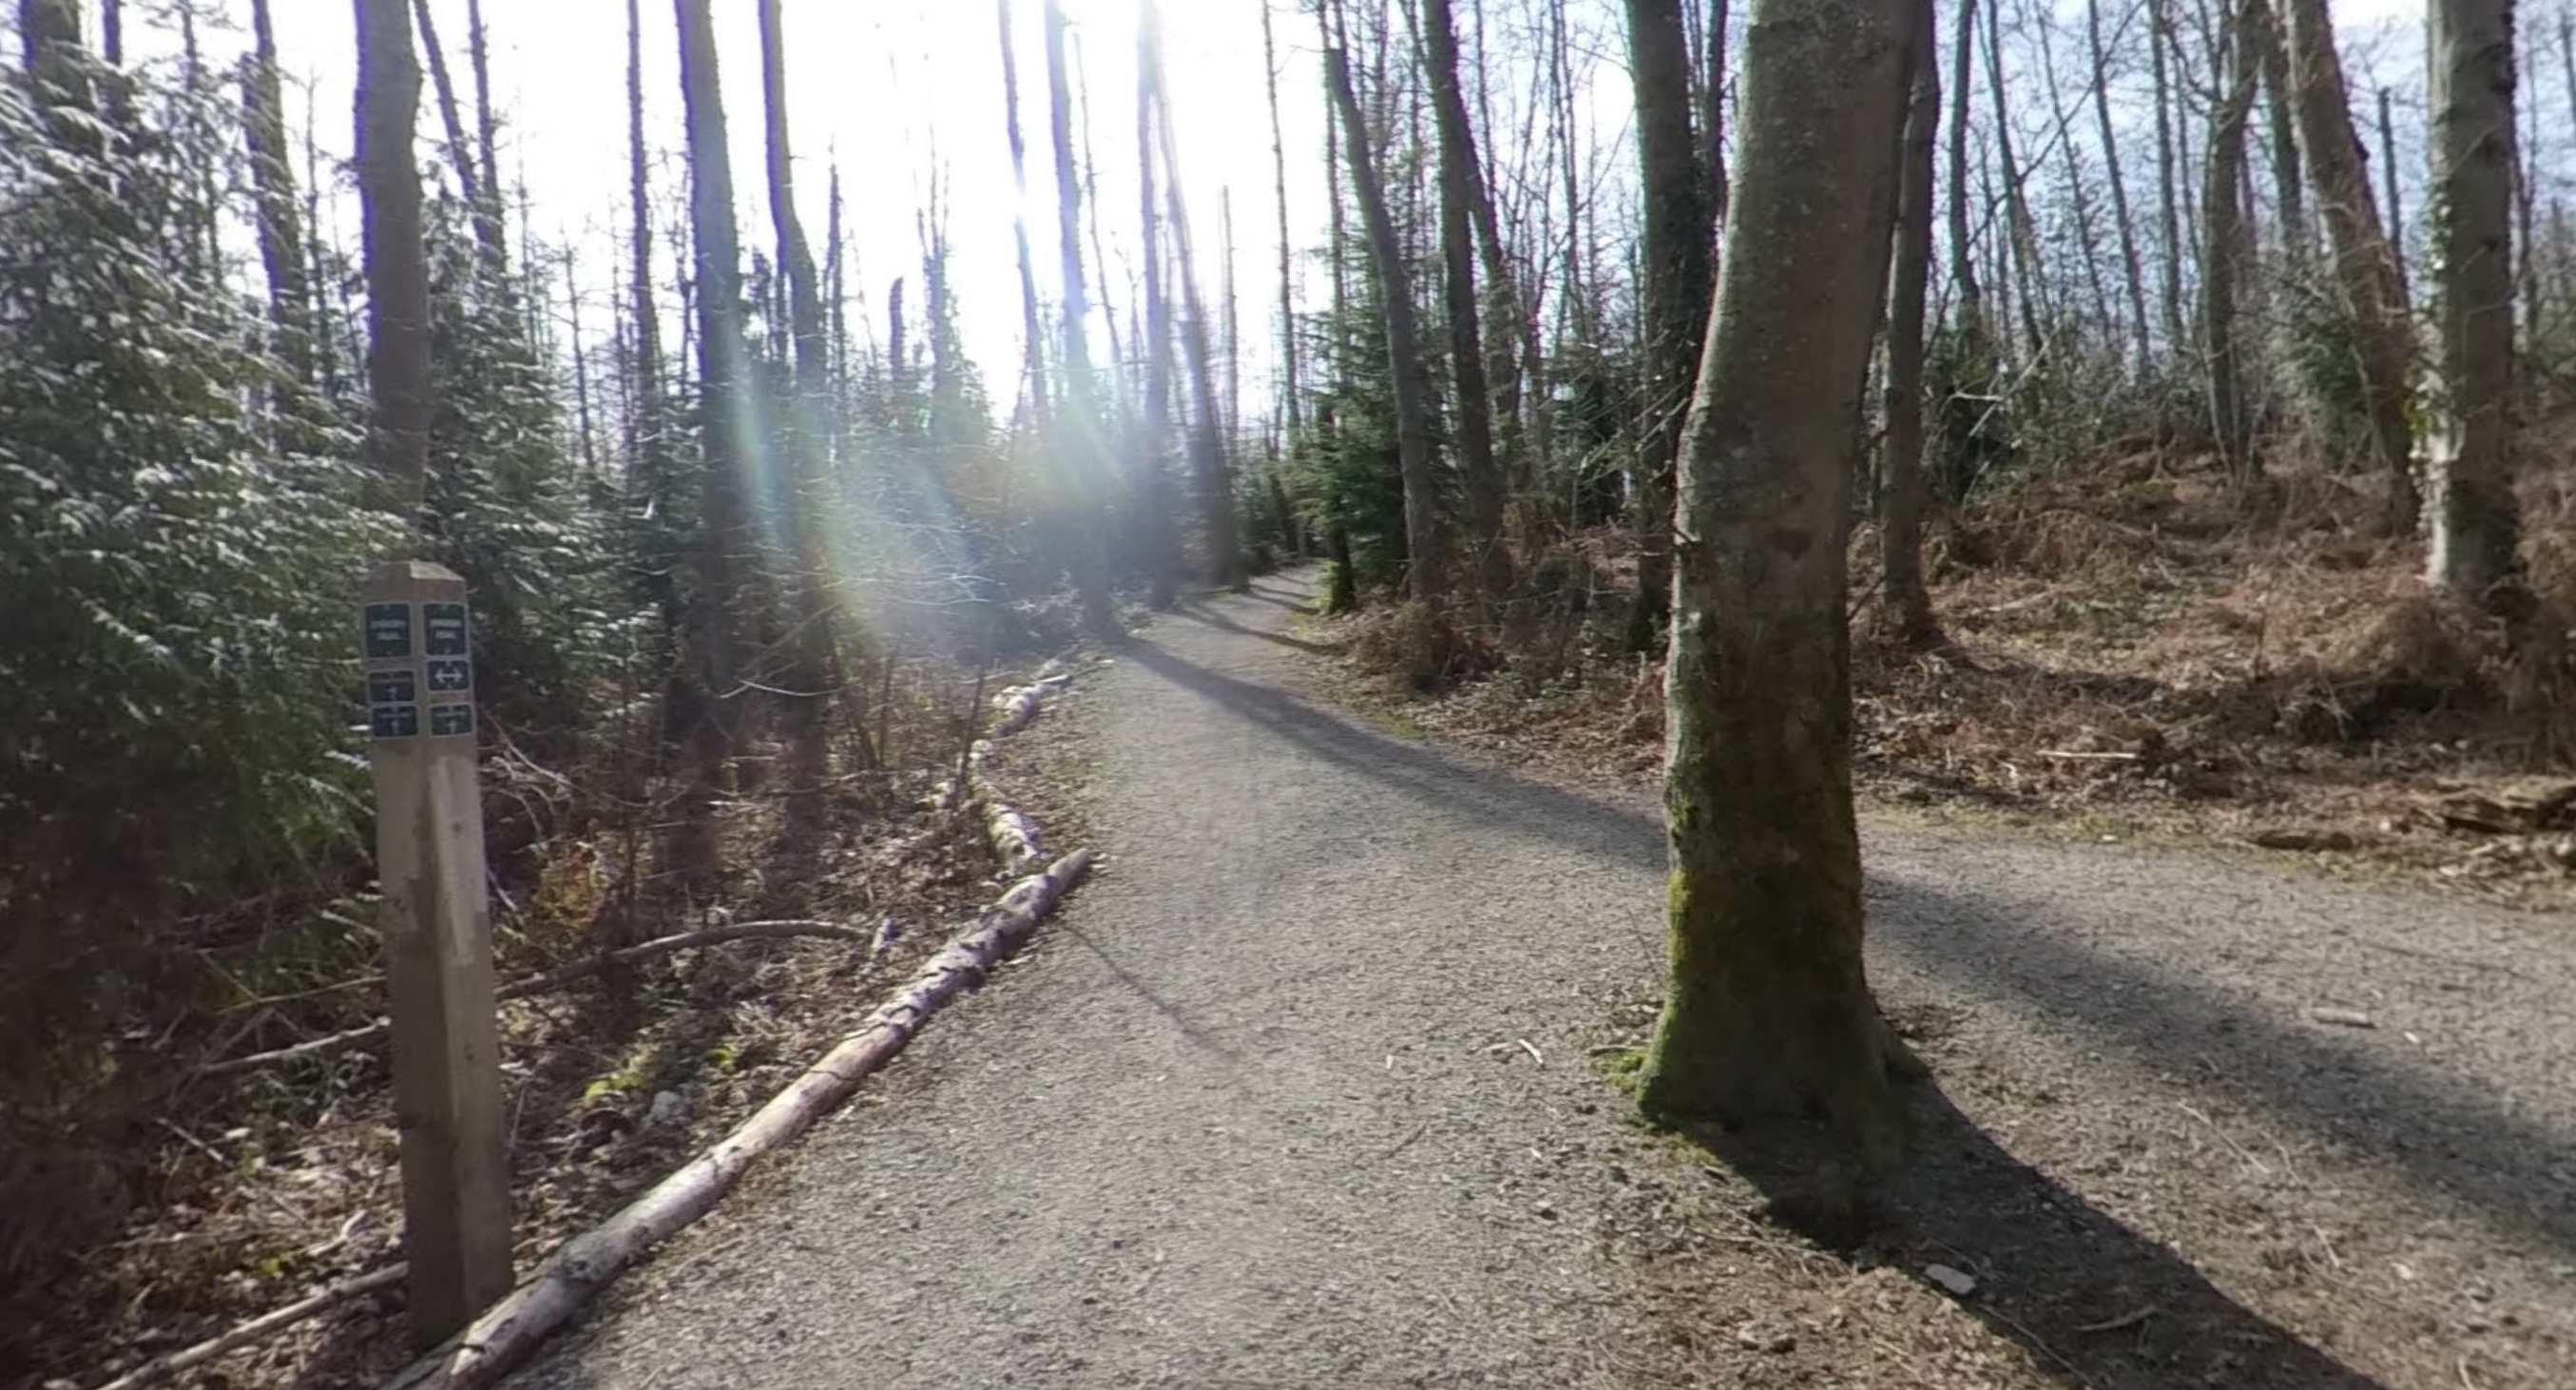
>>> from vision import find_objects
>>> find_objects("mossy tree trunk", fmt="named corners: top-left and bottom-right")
top-left (1640, 0), bottom-right (1913, 1181)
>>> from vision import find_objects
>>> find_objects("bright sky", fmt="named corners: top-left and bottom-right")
top-left (171, 0), bottom-right (2457, 418)
top-left (249, 0), bottom-right (1346, 412)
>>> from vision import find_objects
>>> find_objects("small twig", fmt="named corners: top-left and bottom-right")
top-left (201, 921), bottom-right (864, 1077)
top-left (2177, 1102), bottom-right (2274, 1176)
top-left (1983, 1305), bottom-right (2095, 1390)
top-left (1515, 1037), bottom-right (1544, 1067)
top-left (89, 1264), bottom-right (405, 1390)
top-left (1381, 1121), bottom-right (1431, 1160)
top-left (2036, 749), bottom-right (2143, 762)
top-left (2073, 1305), bottom-right (2156, 1334)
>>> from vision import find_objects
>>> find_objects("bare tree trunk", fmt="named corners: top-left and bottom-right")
top-left (1947, 0), bottom-right (1984, 337)
top-left (1136, 2), bottom-right (1182, 606)
top-left (2426, 0), bottom-right (2524, 611)
top-left (1320, 6), bottom-right (1359, 609)
top-left (1163, 176), bottom-right (1247, 591)
top-left (409, 0), bottom-right (503, 280)
top-left (2376, 85), bottom-right (2407, 290)
top-left (2247, 0), bottom-right (2308, 269)
top-left (1983, 7), bottom-right (2047, 354)
top-left (1325, 30), bottom-right (1448, 603)
top-left (1424, 0), bottom-right (1510, 596)
top-left (1043, 0), bottom-right (1119, 631)
top-left (674, 0), bottom-right (754, 843)
top-left (996, 0), bottom-right (1050, 418)
top-left (1645, 0), bottom-right (1913, 1200)
top-left (1624, 0), bottom-right (1712, 649)
top-left (465, 0), bottom-right (504, 280)
top-left (758, 0), bottom-right (839, 834)
top-left (244, 0), bottom-right (315, 396)
top-left (2202, 0), bottom-right (2259, 479)
top-left (1882, 0), bottom-right (1942, 647)
top-left (2152, 0), bottom-right (2188, 347)
top-left (2031, 10), bottom-right (2116, 338)
top-left (355, 0), bottom-right (431, 526)
top-left (625, 0), bottom-right (661, 412)
top-left (2087, 0), bottom-right (2152, 369)
top-left (2280, 0), bottom-right (2419, 531)
top-left (1263, 0), bottom-right (1302, 447)
top-left (1702, 0), bottom-right (1731, 225)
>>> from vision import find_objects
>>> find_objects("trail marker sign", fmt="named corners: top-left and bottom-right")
top-left (358, 561), bottom-right (510, 1345)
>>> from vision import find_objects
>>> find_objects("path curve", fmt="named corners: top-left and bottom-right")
top-left (525, 570), bottom-right (2576, 1390)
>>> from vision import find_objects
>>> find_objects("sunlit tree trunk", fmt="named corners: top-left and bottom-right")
top-left (1325, 34), bottom-right (1449, 602)
top-left (1624, 0), bottom-right (1712, 649)
top-left (1644, 0), bottom-right (1913, 1199)
top-left (355, 0), bottom-right (432, 523)
top-left (1042, 0), bottom-right (1119, 631)
top-left (410, 0), bottom-right (502, 280)
top-left (1423, 0), bottom-right (1509, 596)
top-left (1881, 0), bottom-right (1942, 647)
top-left (2426, 0), bottom-right (2524, 611)
top-left (997, 0), bottom-right (1050, 420)
top-left (1136, 2), bottom-right (1183, 606)
top-left (2280, 0), bottom-right (2418, 531)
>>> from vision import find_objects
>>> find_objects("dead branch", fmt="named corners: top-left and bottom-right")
top-left (379, 851), bottom-right (1096, 1390)
top-left (200, 920), bottom-right (862, 1078)
top-left (90, 1265), bottom-right (407, 1390)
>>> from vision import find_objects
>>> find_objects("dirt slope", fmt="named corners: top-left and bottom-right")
top-left (517, 570), bottom-right (2573, 1390)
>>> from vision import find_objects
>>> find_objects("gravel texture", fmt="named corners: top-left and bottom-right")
top-left (519, 570), bottom-right (2576, 1390)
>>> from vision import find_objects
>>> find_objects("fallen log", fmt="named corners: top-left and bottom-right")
top-left (91, 1264), bottom-right (408, 1390)
top-left (202, 920), bottom-right (863, 1078)
top-left (984, 800), bottom-right (1047, 875)
top-left (380, 850), bottom-right (1096, 1390)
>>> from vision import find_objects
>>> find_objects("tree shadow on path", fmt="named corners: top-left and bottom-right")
top-left (1117, 634), bottom-right (2576, 1387)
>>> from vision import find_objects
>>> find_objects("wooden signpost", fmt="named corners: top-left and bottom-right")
top-left (361, 561), bottom-right (512, 1346)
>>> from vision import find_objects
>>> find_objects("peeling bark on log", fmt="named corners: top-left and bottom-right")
top-left (984, 801), bottom-right (1047, 876)
top-left (933, 663), bottom-right (1072, 811)
top-left (202, 921), bottom-right (865, 1078)
top-left (379, 851), bottom-right (1095, 1390)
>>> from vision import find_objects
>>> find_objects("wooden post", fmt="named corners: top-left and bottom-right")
top-left (360, 560), bottom-right (511, 1346)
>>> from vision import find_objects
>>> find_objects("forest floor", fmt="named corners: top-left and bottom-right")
top-left (1348, 443), bottom-right (2576, 914)
top-left (498, 569), bottom-right (2570, 1390)
top-left (29, 685), bottom-right (1046, 1390)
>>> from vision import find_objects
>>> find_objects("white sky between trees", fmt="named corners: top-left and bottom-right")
top-left (155, 0), bottom-right (2447, 429)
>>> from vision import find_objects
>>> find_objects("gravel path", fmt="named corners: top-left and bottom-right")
top-left (524, 570), bottom-right (2576, 1390)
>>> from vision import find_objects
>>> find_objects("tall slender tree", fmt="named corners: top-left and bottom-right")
top-left (2201, 0), bottom-right (2261, 479)
top-left (1624, 0), bottom-right (1713, 648)
top-left (674, 0), bottom-right (754, 824)
top-left (355, 0), bottom-right (433, 524)
top-left (1136, 0), bottom-right (1182, 606)
top-left (1881, 0), bottom-right (1942, 647)
top-left (1423, 0), bottom-right (1510, 595)
top-left (1325, 29), bottom-right (1448, 602)
top-left (2086, 0), bottom-right (2152, 370)
top-left (2426, 0), bottom-right (2524, 610)
top-left (244, 0), bottom-right (315, 396)
top-left (758, 0), bottom-right (840, 825)
top-left (1043, 0), bottom-right (1118, 630)
top-left (997, 0), bottom-right (1049, 418)
top-left (2280, 0), bottom-right (2418, 530)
